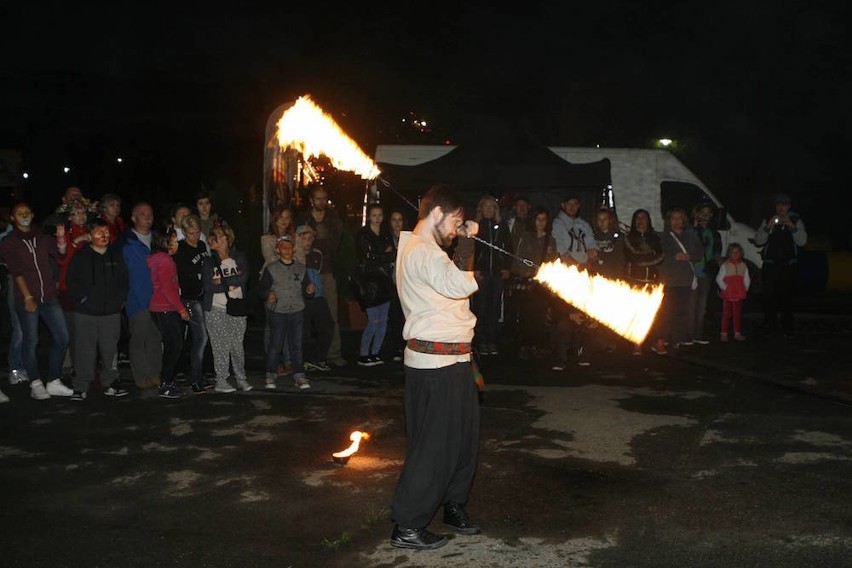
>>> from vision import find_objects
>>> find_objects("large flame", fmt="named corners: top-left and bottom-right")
top-left (276, 95), bottom-right (381, 180)
top-left (534, 261), bottom-right (664, 344)
top-left (333, 431), bottom-right (370, 459)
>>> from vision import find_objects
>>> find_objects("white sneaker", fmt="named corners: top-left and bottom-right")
top-left (0, 390), bottom-right (9, 403)
top-left (46, 379), bottom-right (74, 397)
top-left (265, 377), bottom-right (276, 390)
top-left (294, 376), bottom-right (311, 390)
top-left (236, 378), bottom-right (253, 392)
top-left (30, 380), bottom-right (50, 400)
top-left (214, 380), bottom-right (236, 394)
top-left (9, 369), bottom-right (29, 385)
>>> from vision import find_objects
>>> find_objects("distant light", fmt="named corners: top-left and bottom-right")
top-left (116, 157), bottom-right (123, 163)
top-left (595, 143), bottom-right (600, 148)
top-left (401, 118), bottom-right (407, 123)
top-left (658, 138), bottom-right (673, 147)
top-left (420, 120), bottom-right (427, 127)
top-left (63, 166), bottom-right (70, 173)
top-left (22, 172), bottom-right (29, 179)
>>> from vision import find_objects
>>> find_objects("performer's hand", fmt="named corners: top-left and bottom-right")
top-left (458, 220), bottom-right (479, 238)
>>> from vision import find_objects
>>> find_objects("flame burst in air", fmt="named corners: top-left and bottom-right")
top-left (276, 95), bottom-right (381, 180)
top-left (333, 431), bottom-right (370, 461)
top-left (534, 261), bottom-right (664, 344)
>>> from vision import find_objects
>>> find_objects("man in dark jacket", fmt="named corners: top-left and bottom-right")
top-left (67, 218), bottom-right (129, 400)
top-left (753, 193), bottom-right (808, 335)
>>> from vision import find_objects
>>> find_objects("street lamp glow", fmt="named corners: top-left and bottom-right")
top-left (22, 172), bottom-right (29, 179)
top-left (658, 138), bottom-right (673, 147)
top-left (63, 166), bottom-right (70, 173)
top-left (116, 157), bottom-right (123, 163)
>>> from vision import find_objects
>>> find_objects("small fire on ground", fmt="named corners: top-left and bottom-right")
top-left (534, 261), bottom-right (664, 344)
top-left (333, 431), bottom-right (370, 464)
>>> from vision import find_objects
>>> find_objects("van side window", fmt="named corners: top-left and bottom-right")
top-left (660, 181), bottom-right (728, 229)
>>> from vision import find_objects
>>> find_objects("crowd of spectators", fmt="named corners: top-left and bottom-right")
top-left (0, 184), bottom-right (808, 403)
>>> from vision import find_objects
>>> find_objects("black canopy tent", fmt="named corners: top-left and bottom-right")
top-left (373, 121), bottom-right (612, 223)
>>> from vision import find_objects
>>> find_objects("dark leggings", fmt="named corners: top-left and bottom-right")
top-left (150, 311), bottom-right (184, 384)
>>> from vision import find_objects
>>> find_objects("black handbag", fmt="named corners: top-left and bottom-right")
top-left (225, 290), bottom-right (248, 317)
top-left (350, 268), bottom-right (392, 311)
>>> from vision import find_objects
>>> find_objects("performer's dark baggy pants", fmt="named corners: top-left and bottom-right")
top-left (391, 362), bottom-right (480, 529)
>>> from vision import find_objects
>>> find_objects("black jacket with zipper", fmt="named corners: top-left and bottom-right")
top-left (66, 243), bottom-right (129, 316)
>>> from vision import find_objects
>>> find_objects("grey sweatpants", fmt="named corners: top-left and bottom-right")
top-left (205, 306), bottom-right (247, 381)
top-left (128, 310), bottom-right (162, 383)
top-left (73, 312), bottom-right (121, 392)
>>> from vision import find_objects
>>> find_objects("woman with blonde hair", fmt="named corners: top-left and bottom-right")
top-left (472, 194), bottom-right (511, 356)
top-left (654, 207), bottom-right (703, 354)
top-left (203, 220), bottom-right (252, 392)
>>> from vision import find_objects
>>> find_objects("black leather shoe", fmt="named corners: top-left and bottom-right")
top-left (390, 525), bottom-right (448, 550)
top-left (443, 502), bottom-right (481, 535)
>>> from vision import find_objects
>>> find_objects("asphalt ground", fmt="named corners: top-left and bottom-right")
top-left (0, 295), bottom-right (850, 567)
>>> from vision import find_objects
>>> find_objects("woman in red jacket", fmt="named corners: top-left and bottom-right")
top-left (147, 229), bottom-right (190, 399)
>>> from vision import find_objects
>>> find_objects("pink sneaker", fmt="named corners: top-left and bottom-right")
top-left (720, 333), bottom-right (729, 342)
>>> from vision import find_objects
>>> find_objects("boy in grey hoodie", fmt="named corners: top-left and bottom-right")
top-left (257, 234), bottom-right (315, 390)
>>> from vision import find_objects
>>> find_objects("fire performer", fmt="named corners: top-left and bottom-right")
top-left (389, 184), bottom-right (482, 550)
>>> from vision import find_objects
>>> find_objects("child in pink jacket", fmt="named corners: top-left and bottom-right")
top-left (715, 243), bottom-right (751, 341)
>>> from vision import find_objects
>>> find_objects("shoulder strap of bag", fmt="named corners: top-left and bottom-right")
top-left (669, 231), bottom-right (697, 276)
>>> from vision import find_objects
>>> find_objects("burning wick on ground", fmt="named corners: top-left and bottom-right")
top-left (332, 431), bottom-right (370, 465)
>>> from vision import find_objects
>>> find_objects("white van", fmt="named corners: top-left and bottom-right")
top-left (373, 144), bottom-right (761, 268)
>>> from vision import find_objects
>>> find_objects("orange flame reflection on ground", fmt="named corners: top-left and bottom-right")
top-left (333, 431), bottom-right (371, 459)
top-left (534, 261), bottom-right (665, 344)
top-left (276, 95), bottom-right (381, 180)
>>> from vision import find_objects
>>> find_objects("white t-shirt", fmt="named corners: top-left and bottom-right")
top-left (212, 257), bottom-right (241, 310)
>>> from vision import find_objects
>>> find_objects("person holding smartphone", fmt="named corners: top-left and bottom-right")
top-left (753, 193), bottom-right (807, 336)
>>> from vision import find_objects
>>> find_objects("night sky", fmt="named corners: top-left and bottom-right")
top-left (1, 2), bottom-right (848, 241)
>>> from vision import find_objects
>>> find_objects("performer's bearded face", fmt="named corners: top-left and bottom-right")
top-left (434, 207), bottom-right (465, 247)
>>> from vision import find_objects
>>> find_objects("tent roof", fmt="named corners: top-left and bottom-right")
top-left (375, 120), bottom-right (611, 216)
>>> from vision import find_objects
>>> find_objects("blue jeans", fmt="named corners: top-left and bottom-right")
top-left (17, 299), bottom-right (69, 381)
top-left (360, 301), bottom-right (389, 357)
top-left (266, 310), bottom-right (304, 375)
top-left (185, 299), bottom-right (208, 384)
top-left (6, 275), bottom-right (23, 371)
